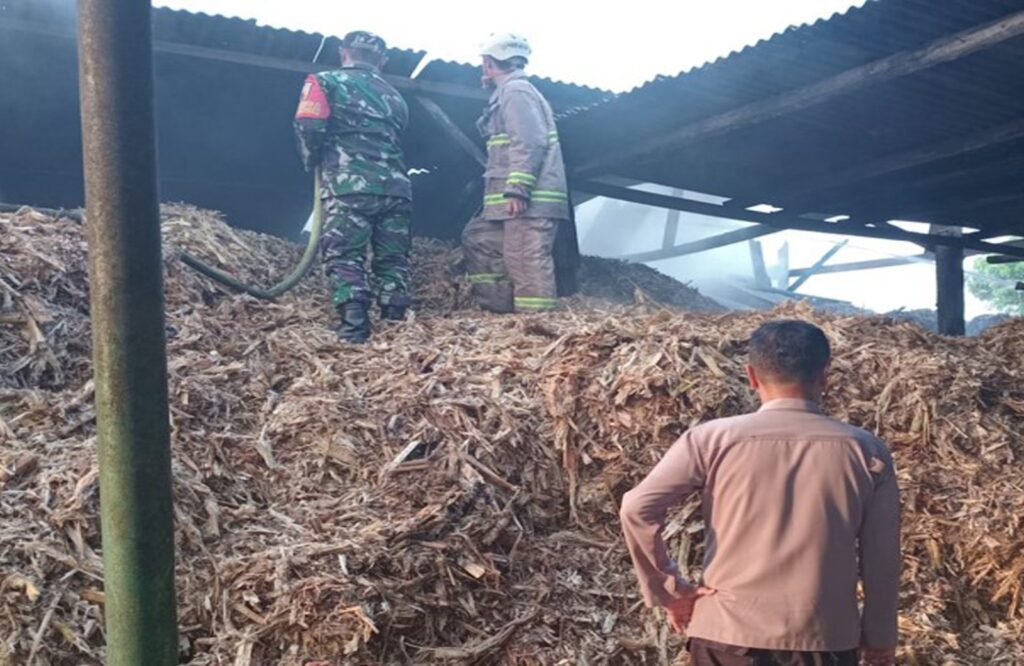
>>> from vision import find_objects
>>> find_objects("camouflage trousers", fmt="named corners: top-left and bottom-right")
top-left (461, 216), bottom-right (558, 313)
top-left (320, 194), bottom-right (412, 307)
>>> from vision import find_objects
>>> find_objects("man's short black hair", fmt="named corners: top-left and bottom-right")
top-left (748, 320), bottom-right (831, 384)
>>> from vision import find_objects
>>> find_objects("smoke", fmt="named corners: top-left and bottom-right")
top-left (575, 183), bottom-right (1022, 316)
top-left (576, 183), bottom-right (760, 297)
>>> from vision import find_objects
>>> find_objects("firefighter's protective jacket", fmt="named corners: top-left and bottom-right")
top-left (477, 70), bottom-right (570, 221)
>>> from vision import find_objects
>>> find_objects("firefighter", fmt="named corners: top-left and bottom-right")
top-left (462, 33), bottom-right (570, 314)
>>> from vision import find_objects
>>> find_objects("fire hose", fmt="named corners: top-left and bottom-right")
top-left (179, 172), bottom-right (324, 300)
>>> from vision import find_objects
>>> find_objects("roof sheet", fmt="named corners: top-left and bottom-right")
top-left (559, 0), bottom-right (1024, 234)
top-left (0, 0), bottom-right (610, 112)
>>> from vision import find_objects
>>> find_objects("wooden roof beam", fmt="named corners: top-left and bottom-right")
top-left (728, 120), bottom-right (1024, 213)
top-left (852, 192), bottom-right (1024, 229)
top-left (787, 240), bottom-right (848, 292)
top-left (573, 179), bottom-right (1024, 259)
top-left (789, 253), bottom-right (933, 277)
top-left (618, 223), bottom-right (779, 263)
top-left (966, 217), bottom-right (1024, 239)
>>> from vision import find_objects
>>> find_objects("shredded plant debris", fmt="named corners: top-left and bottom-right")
top-left (1, 205), bottom-right (1022, 665)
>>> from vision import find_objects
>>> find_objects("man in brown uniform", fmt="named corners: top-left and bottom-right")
top-left (461, 33), bottom-right (570, 314)
top-left (620, 320), bottom-right (900, 666)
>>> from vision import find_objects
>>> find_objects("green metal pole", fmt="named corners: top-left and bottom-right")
top-left (77, 1), bottom-right (179, 663)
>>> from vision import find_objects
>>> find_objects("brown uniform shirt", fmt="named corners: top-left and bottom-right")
top-left (620, 398), bottom-right (901, 652)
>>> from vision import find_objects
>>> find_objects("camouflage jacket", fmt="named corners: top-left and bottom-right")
top-left (477, 70), bottom-right (569, 221)
top-left (294, 64), bottom-right (412, 200)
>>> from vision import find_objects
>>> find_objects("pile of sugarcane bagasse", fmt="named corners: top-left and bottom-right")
top-left (1, 204), bottom-right (1023, 665)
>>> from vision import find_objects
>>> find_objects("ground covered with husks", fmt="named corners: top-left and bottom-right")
top-left (2, 205), bottom-right (1023, 665)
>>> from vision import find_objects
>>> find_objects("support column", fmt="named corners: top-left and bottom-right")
top-left (77, 1), bottom-right (179, 663)
top-left (661, 190), bottom-right (683, 249)
top-left (932, 225), bottom-right (965, 335)
top-left (554, 198), bottom-right (581, 297)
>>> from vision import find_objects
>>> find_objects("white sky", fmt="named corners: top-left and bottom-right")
top-left (154, 0), bottom-right (865, 91)
top-left (153, 0), bottom-right (1010, 319)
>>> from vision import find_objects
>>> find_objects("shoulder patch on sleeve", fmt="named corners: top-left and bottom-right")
top-left (296, 74), bottom-right (330, 120)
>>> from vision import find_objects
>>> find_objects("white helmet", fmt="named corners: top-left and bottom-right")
top-left (480, 32), bottom-right (531, 63)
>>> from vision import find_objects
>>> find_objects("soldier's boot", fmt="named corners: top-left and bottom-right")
top-left (380, 304), bottom-right (407, 321)
top-left (336, 302), bottom-right (370, 343)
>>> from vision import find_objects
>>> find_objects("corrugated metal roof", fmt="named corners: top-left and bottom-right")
top-left (556, 1), bottom-right (872, 119)
top-left (566, 0), bottom-right (1024, 130)
top-left (0, 0), bottom-right (610, 112)
top-left (0, 0), bottom-right (611, 241)
top-left (560, 0), bottom-right (1024, 235)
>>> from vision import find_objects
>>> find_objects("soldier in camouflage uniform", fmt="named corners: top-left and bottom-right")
top-left (294, 31), bottom-right (412, 343)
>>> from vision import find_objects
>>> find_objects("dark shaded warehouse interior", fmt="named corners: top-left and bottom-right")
top-left (3, 0), bottom-right (1024, 333)
top-left (0, 0), bottom-right (607, 240)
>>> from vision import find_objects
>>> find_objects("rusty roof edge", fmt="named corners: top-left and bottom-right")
top-left (1, 1), bottom-right (609, 98)
top-left (147, 6), bottom-right (610, 97)
top-left (626, 0), bottom-right (873, 94)
top-left (149, 6), bottom-right (428, 63)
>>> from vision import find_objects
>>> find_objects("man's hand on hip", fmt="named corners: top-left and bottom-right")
top-left (506, 196), bottom-right (528, 217)
top-left (859, 647), bottom-right (896, 665)
top-left (664, 584), bottom-right (716, 634)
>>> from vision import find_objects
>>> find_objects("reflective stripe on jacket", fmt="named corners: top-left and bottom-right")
top-left (476, 70), bottom-right (570, 221)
